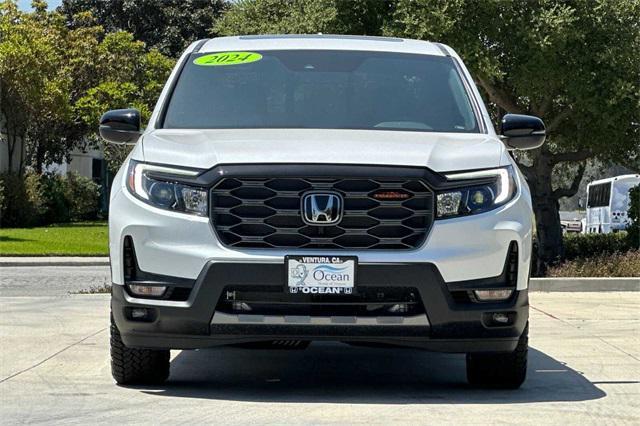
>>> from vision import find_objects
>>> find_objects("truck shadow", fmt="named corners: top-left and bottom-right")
top-left (140, 342), bottom-right (606, 404)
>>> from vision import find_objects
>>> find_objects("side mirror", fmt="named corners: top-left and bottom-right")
top-left (500, 114), bottom-right (546, 150)
top-left (99, 109), bottom-right (141, 145)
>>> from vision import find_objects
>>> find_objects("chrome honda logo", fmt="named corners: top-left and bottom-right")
top-left (301, 192), bottom-right (343, 225)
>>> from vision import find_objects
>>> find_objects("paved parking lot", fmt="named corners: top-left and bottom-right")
top-left (0, 266), bottom-right (638, 424)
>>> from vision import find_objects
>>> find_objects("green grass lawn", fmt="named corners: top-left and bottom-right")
top-left (0, 222), bottom-right (108, 256)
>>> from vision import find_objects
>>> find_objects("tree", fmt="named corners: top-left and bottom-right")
top-left (59, 0), bottom-right (229, 57)
top-left (0, 1), bottom-right (174, 175)
top-left (0, 1), bottom-right (76, 174)
top-left (73, 31), bottom-right (175, 171)
top-left (386, 0), bottom-right (640, 272)
top-left (215, 0), bottom-right (640, 271)
top-left (214, 0), bottom-right (390, 36)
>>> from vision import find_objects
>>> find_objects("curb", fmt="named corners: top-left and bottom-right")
top-left (529, 277), bottom-right (639, 292)
top-left (0, 257), bottom-right (110, 267)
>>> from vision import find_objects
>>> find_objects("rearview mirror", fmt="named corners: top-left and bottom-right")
top-left (500, 114), bottom-right (546, 150)
top-left (99, 109), bottom-right (141, 145)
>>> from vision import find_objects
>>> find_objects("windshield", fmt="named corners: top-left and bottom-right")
top-left (162, 50), bottom-right (479, 133)
top-left (612, 180), bottom-right (638, 211)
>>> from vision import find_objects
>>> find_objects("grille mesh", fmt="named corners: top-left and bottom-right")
top-left (211, 177), bottom-right (434, 249)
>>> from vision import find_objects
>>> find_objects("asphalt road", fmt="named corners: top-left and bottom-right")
top-left (1, 266), bottom-right (639, 424)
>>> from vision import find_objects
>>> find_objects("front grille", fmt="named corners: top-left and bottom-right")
top-left (210, 176), bottom-right (434, 249)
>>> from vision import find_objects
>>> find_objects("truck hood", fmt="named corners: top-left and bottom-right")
top-left (141, 129), bottom-right (506, 172)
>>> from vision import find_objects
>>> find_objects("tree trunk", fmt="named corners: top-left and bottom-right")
top-left (520, 154), bottom-right (564, 276)
top-left (35, 143), bottom-right (44, 174)
top-left (6, 134), bottom-right (13, 173)
top-left (532, 189), bottom-right (564, 275)
top-left (17, 129), bottom-right (24, 175)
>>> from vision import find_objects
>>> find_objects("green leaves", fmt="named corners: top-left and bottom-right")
top-left (74, 31), bottom-right (175, 129)
top-left (214, 0), bottom-right (337, 35)
top-left (213, 0), bottom-right (389, 36)
top-left (0, 0), bottom-right (75, 171)
top-left (75, 82), bottom-right (139, 129)
top-left (60, 0), bottom-right (229, 57)
top-left (0, 1), bottom-right (175, 173)
top-left (388, 0), bottom-right (639, 151)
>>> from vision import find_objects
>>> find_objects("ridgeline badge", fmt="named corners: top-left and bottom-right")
top-left (193, 52), bottom-right (263, 66)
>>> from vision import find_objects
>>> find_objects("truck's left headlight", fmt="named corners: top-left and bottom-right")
top-left (436, 166), bottom-right (517, 218)
top-left (126, 160), bottom-right (208, 216)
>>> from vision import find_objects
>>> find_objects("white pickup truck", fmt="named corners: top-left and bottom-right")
top-left (100, 35), bottom-right (546, 388)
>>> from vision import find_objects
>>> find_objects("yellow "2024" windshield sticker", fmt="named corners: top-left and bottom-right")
top-left (194, 52), bottom-right (263, 66)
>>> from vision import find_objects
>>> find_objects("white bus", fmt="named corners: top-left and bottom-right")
top-left (585, 174), bottom-right (640, 234)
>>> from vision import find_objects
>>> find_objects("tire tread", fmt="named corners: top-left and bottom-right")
top-left (466, 323), bottom-right (528, 389)
top-left (110, 314), bottom-right (170, 385)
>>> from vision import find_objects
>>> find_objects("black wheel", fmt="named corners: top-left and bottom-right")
top-left (110, 314), bottom-right (170, 385)
top-left (466, 323), bottom-right (528, 389)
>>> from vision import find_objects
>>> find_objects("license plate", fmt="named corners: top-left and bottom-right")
top-left (286, 256), bottom-right (357, 294)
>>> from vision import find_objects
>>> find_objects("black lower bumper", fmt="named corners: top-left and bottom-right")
top-left (112, 262), bottom-right (528, 353)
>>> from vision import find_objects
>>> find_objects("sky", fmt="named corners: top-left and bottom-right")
top-left (18, 0), bottom-right (62, 11)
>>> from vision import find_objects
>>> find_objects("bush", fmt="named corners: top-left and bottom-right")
top-left (24, 172), bottom-right (48, 218)
top-left (0, 171), bottom-right (100, 228)
top-left (40, 173), bottom-right (71, 224)
top-left (563, 232), bottom-right (633, 260)
top-left (547, 250), bottom-right (640, 277)
top-left (64, 172), bottom-right (100, 219)
top-left (0, 173), bottom-right (40, 227)
top-left (627, 184), bottom-right (640, 249)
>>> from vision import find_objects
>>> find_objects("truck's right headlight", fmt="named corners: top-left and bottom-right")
top-left (435, 166), bottom-right (517, 218)
top-left (126, 160), bottom-right (208, 216)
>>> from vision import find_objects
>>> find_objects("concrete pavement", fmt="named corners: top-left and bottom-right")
top-left (0, 268), bottom-right (638, 424)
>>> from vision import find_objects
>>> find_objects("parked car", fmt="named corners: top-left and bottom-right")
top-left (101, 35), bottom-right (545, 388)
top-left (560, 211), bottom-right (584, 234)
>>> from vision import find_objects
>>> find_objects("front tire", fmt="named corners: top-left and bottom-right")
top-left (466, 323), bottom-right (528, 389)
top-left (110, 314), bottom-right (170, 385)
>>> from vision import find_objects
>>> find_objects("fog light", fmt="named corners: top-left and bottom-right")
top-left (129, 285), bottom-right (166, 297)
top-left (131, 308), bottom-right (149, 319)
top-left (492, 312), bottom-right (510, 324)
top-left (474, 289), bottom-right (513, 301)
top-left (125, 307), bottom-right (156, 322)
top-left (482, 311), bottom-right (516, 327)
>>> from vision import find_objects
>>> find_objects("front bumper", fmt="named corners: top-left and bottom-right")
top-left (109, 161), bottom-right (533, 353)
top-left (112, 261), bottom-right (528, 353)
